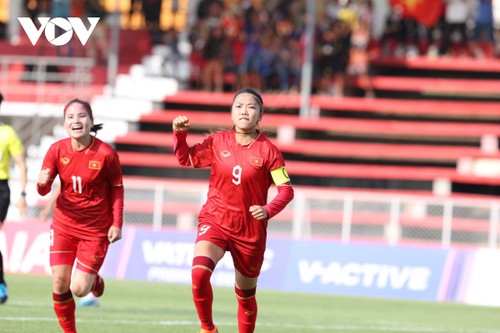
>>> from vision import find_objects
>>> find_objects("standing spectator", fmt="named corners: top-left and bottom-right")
top-left (172, 88), bottom-right (294, 333)
top-left (85, 0), bottom-right (109, 64)
top-left (470, 0), bottom-right (495, 58)
top-left (129, 0), bottom-right (143, 27)
top-left (346, 0), bottom-right (376, 98)
top-left (142, 0), bottom-right (163, 44)
top-left (238, 6), bottom-right (264, 90)
top-left (37, 99), bottom-right (124, 333)
top-left (201, 25), bottom-right (226, 92)
top-left (317, 19), bottom-right (352, 96)
top-left (439, 0), bottom-right (473, 57)
top-left (51, 0), bottom-right (72, 57)
top-left (0, 92), bottom-right (28, 304)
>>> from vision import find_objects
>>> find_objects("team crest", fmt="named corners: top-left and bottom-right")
top-left (250, 156), bottom-right (263, 167)
top-left (220, 150), bottom-right (231, 158)
top-left (89, 160), bottom-right (101, 170)
top-left (60, 157), bottom-right (70, 165)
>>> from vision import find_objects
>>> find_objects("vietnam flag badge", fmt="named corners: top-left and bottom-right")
top-left (250, 156), bottom-right (263, 167)
top-left (89, 160), bottom-right (101, 170)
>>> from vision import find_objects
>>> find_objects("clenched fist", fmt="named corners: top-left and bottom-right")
top-left (38, 168), bottom-right (51, 186)
top-left (172, 115), bottom-right (191, 131)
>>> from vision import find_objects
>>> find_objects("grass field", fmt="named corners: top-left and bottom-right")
top-left (1, 274), bottom-right (500, 333)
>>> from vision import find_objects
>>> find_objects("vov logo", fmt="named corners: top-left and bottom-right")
top-left (18, 17), bottom-right (100, 46)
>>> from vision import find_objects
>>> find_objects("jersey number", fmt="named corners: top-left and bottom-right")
top-left (232, 165), bottom-right (242, 185)
top-left (71, 175), bottom-right (82, 194)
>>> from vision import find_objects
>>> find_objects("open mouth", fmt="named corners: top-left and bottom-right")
top-left (72, 124), bottom-right (83, 131)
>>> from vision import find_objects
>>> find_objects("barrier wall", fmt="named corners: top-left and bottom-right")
top-left (1, 221), bottom-right (499, 307)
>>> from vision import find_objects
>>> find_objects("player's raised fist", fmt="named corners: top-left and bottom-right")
top-left (38, 168), bottom-right (51, 186)
top-left (172, 116), bottom-right (191, 131)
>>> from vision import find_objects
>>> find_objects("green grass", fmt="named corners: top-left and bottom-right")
top-left (1, 274), bottom-right (500, 333)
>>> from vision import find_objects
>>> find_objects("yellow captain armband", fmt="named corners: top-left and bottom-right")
top-left (270, 166), bottom-right (291, 186)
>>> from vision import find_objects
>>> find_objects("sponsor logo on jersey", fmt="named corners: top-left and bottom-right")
top-left (89, 160), bottom-right (101, 170)
top-left (250, 156), bottom-right (263, 167)
top-left (60, 157), bottom-right (70, 165)
top-left (220, 150), bottom-right (231, 158)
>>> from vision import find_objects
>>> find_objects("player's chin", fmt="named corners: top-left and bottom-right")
top-left (70, 130), bottom-right (87, 138)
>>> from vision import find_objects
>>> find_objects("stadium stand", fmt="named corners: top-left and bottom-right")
top-left (356, 56), bottom-right (500, 101)
top-left (114, 55), bottom-right (500, 199)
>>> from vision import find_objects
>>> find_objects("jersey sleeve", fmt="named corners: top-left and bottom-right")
top-left (8, 127), bottom-right (24, 157)
top-left (173, 130), bottom-right (214, 168)
top-left (37, 144), bottom-right (59, 196)
top-left (189, 135), bottom-right (214, 167)
top-left (267, 145), bottom-right (286, 176)
top-left (107, 149), bottom-right (123, 186)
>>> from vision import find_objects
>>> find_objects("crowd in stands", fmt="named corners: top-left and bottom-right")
top-left (1, 0), bottom-right (499, 97)
top-left (187, 0), bottom-right (500, 97)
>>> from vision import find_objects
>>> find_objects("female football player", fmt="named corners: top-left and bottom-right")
top-left (173, 88), bottom-right (294, 333)
top-left (37, 98), bottom-right (124, 332)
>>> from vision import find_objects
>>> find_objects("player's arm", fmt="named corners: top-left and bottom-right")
top-left (172, 115), bottom-right (192, 166)
top-left (250, 166), bottom-right (294, 220)
top-left (109, 152), bottom-right (124, 243)
top-left (39, 183), bottom-right (60, 221)
top-left (12, 153), bottom-right (27, 217)
top-left (37, 146), bottom-right (57, 196)
top-left (172, 115), bottom-right (213, 168)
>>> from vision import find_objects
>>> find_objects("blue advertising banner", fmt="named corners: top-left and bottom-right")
top-left (0, 223), bottom-right (467, 303)
top-left (281, 240), bottom-right (448, 301)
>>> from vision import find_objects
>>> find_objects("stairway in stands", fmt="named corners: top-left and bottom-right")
top-left (115, 56), bottom-right (500, 198)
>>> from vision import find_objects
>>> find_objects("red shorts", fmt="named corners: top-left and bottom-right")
top-left (196, 221), bottom-right (264, 278)
top-left (49, 227), bottom-right (109, 274)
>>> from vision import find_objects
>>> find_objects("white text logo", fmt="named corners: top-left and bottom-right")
top-left (18, 17), bottom-right (100, 46)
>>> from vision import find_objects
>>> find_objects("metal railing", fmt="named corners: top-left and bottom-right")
top-left (0, 55), bottom-right (95, 103)
top-left (31, 178), bottom-right (497, 249)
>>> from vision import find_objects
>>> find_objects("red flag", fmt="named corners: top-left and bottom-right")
top-left (390, 0), bottom-right (444, 27)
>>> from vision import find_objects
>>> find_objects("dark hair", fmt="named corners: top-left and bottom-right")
top-left (0, 92), bottom-right (3, 105)
top-left (91, 123), bottom-right (104, 135)
top-left (232, 88), bottom-right (264, 111)
top-left (64, 98), bottom-right (94, 120)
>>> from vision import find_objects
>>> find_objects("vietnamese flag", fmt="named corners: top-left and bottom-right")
top-left (390, 0), bottom-right (445, 27)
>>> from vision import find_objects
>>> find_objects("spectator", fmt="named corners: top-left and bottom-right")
top-left (201, 25), bottom-right (226, 92)
top-left (51, 0), bottom-right (72, 57)
top-left (439, 0), bottom-right (473, 57)
top-left (470, 0), bottom-right (495, 58)
top-left (143, 0), bottom-right (163, 44)
top-left (85, 0), bottom-right (109, 64)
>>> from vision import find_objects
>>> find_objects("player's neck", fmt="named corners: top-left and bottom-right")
top-left (71, 136), bottom-right (93, 151)
top-left (234, 129), bottom-right (259, 146)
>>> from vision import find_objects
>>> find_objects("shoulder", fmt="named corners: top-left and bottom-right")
top-left (94, 137), bottom-right (116, 153)
top-left (0, 124), bottom-right (16, 136)
top-left (205, 130), bottom-right (230, 143)
top-left (257, 134), bottom-right (280, 151)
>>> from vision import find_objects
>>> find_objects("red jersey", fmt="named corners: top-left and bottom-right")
top-left (38, 137), bottom-right (123, 239)
top-left (174, 129), bottom-right (286, 253)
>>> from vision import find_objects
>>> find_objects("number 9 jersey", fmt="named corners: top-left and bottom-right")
top-left (174, 129), bottom-right (292, 253)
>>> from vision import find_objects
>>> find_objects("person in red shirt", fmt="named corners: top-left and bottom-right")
top-left (172, 88), bottom-right (294, 333)
top-left (37, 98), bottom-right (124, 333)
